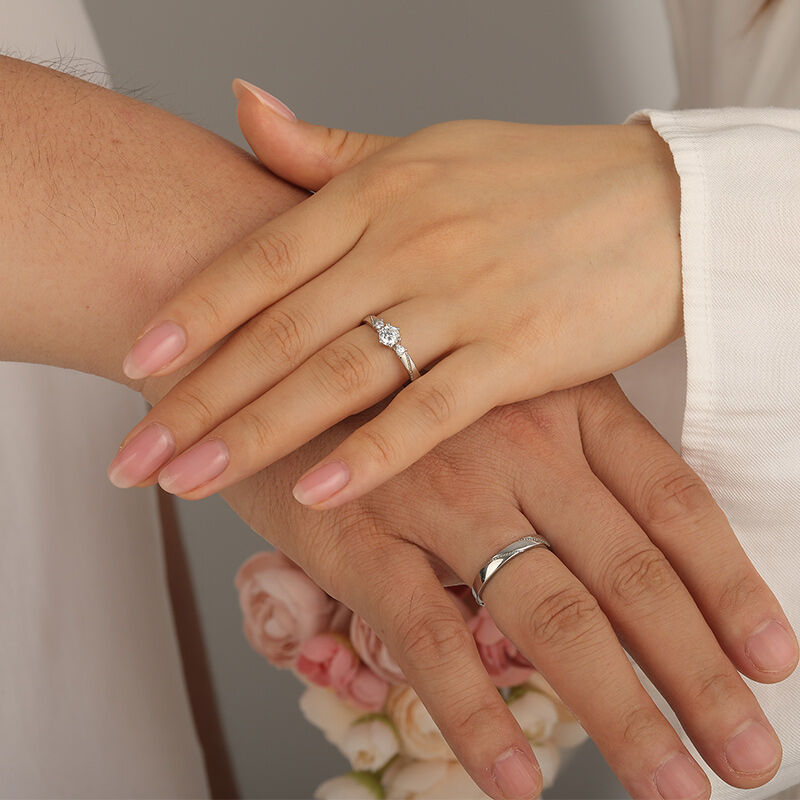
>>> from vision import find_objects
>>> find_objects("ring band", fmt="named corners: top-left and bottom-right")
top-left (362, 315), bottom-right (421, 382)
top-left (471, 534), bottom-right (552, 607)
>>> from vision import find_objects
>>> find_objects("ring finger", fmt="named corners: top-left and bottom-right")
top-left (151, 298), bottom-right (470, 498)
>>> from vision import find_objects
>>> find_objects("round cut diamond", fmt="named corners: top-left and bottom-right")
top-left (378, 324), bottom-right (401, 347)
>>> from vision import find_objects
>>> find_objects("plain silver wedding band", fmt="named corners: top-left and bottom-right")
top-left (471, 534), bottom-right (553, 607)
top-left (362, 315), bottom-right (421, 382)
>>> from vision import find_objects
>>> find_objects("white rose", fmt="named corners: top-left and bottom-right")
top-left (552, 717), bottom-right (589, 749)
top-left (385, 685), bottom-right (455, 761)
top-left (315, 771), bottom-right (383, 799)
top-left (384, 759), bottom-right (492, 800)
top-left (299, 683), bottom-right (363, 748)
top-left (532, 741), bottom-right (561, 789)
top-left (524, 671), bottom-right (561, 703)
top-left (506, 687), bottom-right (559, 744)
top-left (341, 714), bottom-right (400, 771)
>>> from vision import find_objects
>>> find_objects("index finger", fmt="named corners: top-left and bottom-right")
top-left (350, 541), bottom-right (545, 800)
top-left (121, 178), bottom-right (367, 380)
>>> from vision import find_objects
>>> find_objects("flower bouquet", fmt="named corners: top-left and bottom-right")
top-left (235, 549), bottom-right (588, 799)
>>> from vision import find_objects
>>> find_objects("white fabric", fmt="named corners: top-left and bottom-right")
top-left (0, 2), bottom-right (208, 797)
top-left (615, 1), bottom-right (800, 798)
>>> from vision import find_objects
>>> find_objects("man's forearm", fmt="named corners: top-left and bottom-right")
top-left (0, 54), bottom-right (305, 395)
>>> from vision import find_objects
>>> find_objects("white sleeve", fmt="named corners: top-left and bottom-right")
top-left (623, 106), bottom-right (800, 800)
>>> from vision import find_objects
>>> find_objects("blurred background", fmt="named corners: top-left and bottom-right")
top-left (79, 2), bottom-right (678, 797)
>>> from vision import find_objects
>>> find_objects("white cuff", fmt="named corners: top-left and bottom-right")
top-left (622, 106), bottom-right (800, 800)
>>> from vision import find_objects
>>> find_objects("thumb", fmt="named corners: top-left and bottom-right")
top-left (232, 79), bottom-right (398, 191)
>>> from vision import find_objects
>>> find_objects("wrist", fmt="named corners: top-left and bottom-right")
top-left (0, 55), bottom-right (306, 392)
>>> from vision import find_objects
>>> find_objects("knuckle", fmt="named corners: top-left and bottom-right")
top-left (250, 306), bottom-right (310, 365)
top-left (238, 229), bottom-right (296, 286)
top-left (324, 127), bottom-right (372, 171)
top-left (604, 545), bottom-right (680, 609)
top-left (640, 463), bottom-right (716, 527)
top-left (325, 127), bottom-right (353, 164)
top-left (527, 586), bottom-right (605, 650)
top-left (353, 426), bottom-right (400, 470)
top-left (715, 572), bottom-right (764, 618)
top-left (448, 695), bottom-right (505, 741)
top-left (493, 301), bottom-right (556, 359)
top-left (411, 382), bottom-right (457, 430)
top-left (192, 288), bottom-right (228, 329)
top-left (236, 408), bottom-right (279, 453)
top-left (164, 381), bottom-right (218, 430)
top-left (620, 705), bottom-right (663, 746)
top-left (691, 666), bottom-right (743, 709)
top-left (306, 514), bottom-right (377, 601)
top-left (394, 600), bottom-right (475, 669)
top-left (317, 341), bottom-right (373, 396)
top-left (490, 400), bottom-right (561, 441)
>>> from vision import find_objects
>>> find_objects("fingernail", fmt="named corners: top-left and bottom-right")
top-left (745, 619), bottom-right (798, 672)
top-left (724, 720), bottom-right (781, 774)
top-left (653, 753), bottom-right (708, 800)
top-left (292, 460), bottom-right (350, 505)
top-left (232, 78), bottom-right (296, 121)
top-left (123, 321), bottom-right (186, 379)
top-left (158, 439), bottom-right (230, 495)
top-left (107, 423), bottom-right (175, 488)
top-left (492, 747), bottom-right (541, 800)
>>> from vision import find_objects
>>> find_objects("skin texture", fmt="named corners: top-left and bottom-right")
top-left (0, 56), bottom-right (797, 800)
top-left (113, 87), bottom-right (683, 511)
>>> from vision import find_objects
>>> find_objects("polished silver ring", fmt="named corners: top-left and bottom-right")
top-left (362, 315), bottom-right (421, 382)
top-left (471, 534), bottom-right (552, 607)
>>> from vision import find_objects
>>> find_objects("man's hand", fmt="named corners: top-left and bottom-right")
top-left (200, 375), bottom-right (795, 800)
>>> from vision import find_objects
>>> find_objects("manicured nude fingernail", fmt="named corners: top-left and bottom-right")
top-left (232, 78), bottom-right (296, 121)
top-left (653, 753), bottom-right (708, 800)
top-left (107, 422), bottom-right (176, 488)
top-left (158, 439), bottom-right (230, 495)
top-left (123, 321), bottom-right (187, 379)
top-left (724, 720), bottom-right (780, 774)
top-left (745, 619), bottom-right (798, 672)
top-left (292, 461), bottom-right (350, 506)
top-left (492, 747), bottom-right (541, 800)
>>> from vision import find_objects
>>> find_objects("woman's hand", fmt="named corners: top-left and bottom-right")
top-left (109, 81), bottom-right (682, 507)
top-left (206, 373), bottom-right (796, 800)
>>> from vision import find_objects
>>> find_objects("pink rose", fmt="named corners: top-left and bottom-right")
top-left (296, 633), bottom-right (389, 711)
top-left (468, 606), bottom-right (535, 687)
top-left (234, 549), bottom-right (338, 668)
top-left (349, 613), bottom-right (408, 685)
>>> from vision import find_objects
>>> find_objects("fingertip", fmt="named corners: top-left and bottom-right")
top-left (743, 619), bottom-right (800, 681)
top-left (291, 459), bottom-right (350, 506)
top-left (492, 746), bottom-right (543, 800)
top-left (122, 320), bottom-right (187, 380)
top-left (230, 78), bottom-right (296, 122)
